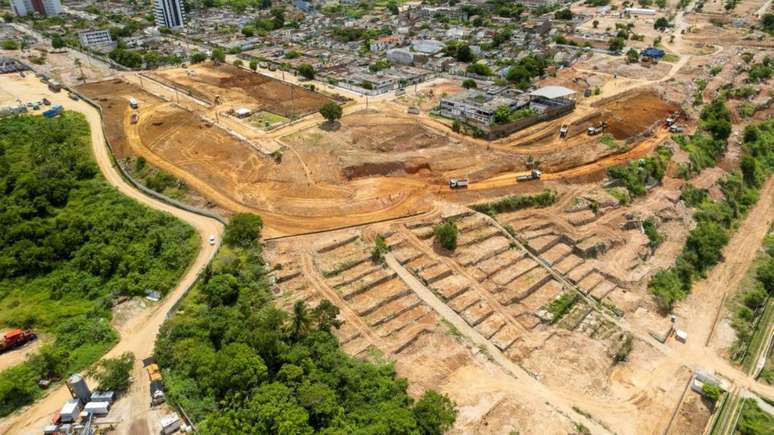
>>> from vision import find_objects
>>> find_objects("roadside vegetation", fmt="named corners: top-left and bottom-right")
top-left (735, 399), bottom-right (774, 435)
top-left (156, 214), bottom-right (457, 433)
top-left (471, 190), bottom-right (556, 216)
top-left (126, 156), bottom-right (190, 201)
top-left (0, 113), bottom-right (197, 416)
top-left (649, 118), bottom-right (774, 311)
top-left (729, 226), bottom-right (774, 370)
top-left (675, 98), bottom-right (732, 178)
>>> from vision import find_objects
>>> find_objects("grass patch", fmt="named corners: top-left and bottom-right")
top-left (247, 111), bottom-right (289, 129)
top-left (662, 53), bottom-right (680, 63)
top-left (471, 190), bottom-right (556, 217)
top-left (546, 292), bottom-right (579, 324)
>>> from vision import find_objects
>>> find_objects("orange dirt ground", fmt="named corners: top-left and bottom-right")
top-left (151, 63), bottom-right (336, 117)
top-left (77, 80), bottom-right (432, 237)
top-left (77, 77), bottom-right (680, 237)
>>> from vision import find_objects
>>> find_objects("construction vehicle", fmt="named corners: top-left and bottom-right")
top-left (587, 121), bottom-right (607, 136)
top-left (128, 97), bottom-right (138, 109)
top-left (668, 125), bottom-right (684, 133)
top-left (517, 169), bottom-right (542, 182)
top-left (43, 105), bottom-right (64, 119)
top-left (48, 80), bottom-right (61, 92)
top-left (665, 111), bottom-right (680, 126)
top-left (559, 124), bottom-right (569, 138)
top-left (131, 113), bottom-right (139, 124)
top-left (448, 178), bottom-right (469, 189)
top-left (0, 329), bottom-right (37, 353)
top-left (143, 357), bottom-right (166, 405)
top-left (42, 98), bottom-right (51, 106)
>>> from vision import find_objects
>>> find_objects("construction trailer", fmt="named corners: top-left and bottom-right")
top-left (60, 400), bottom-right (82, 423)
top-left (83, 401), bottom-right (109, 416)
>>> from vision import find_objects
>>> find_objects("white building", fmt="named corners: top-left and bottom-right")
top-left (78, 29), bottom-right (113, 49)
top-left (520, 0), bottom-right (561, 9)
top-left (624, 7), bottom-right (657, 15)
top-left (154, 0), bottom-right (185, 29)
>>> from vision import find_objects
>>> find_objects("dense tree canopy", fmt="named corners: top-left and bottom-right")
top-left (156, 229), bottom-right (457, 433)
top-left (223, 213), bottom-right (263, 248)
top-left (0, 113), bottom-right (197, 415)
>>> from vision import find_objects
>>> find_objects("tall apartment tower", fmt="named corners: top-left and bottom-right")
top-left (8, 0), bottom-right (62, 17)
top-left (154, 0), bottom-right (185, 29)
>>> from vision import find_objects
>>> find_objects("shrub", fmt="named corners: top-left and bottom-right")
top-left (434, 222), bottom-right (458, 251)
top-left (224, 213), bottom-right (263, 248)
top-left (319, 101), bottom-right (343, 124)
top-left (90, 352), bottom-right (134, 393)
top-left (702, 383), bottom-right (722, 402)
top-left (471, 190), bottom-right (556, 216)
top-left (371, 234), bottom-right (389, 263)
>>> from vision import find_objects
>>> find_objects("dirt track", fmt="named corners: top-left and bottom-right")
top-left (0, 74), bottom-right (223, 435)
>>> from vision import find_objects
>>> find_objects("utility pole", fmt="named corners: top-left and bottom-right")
top-left (138, 74), bottom-right (144, 90)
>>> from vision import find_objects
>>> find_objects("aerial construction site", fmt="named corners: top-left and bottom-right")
top-left (0, 0), bottom-right (773, 432)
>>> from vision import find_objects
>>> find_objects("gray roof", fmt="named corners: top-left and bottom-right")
top-left (529, 85), bottom-right (576, 99)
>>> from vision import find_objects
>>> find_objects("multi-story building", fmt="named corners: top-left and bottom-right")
top-left (520, 0), bottom-right (562, 9)
top-left (154, 0), bottom-right (185, 29)
top-left (8, 0), bottom-right (62, 17)
top-left (78, 29), bottom-right (114, 49)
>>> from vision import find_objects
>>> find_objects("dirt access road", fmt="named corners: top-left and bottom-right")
top-left (0, 75), bottom-right (223, 435)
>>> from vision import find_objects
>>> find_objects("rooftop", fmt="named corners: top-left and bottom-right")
top-left (529, 85), bottom-right (576, 100)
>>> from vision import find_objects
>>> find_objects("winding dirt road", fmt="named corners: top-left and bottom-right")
top-left (0, 75), bottom-right (224, 434)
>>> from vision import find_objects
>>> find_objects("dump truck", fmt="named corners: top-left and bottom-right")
top-left (43, 105), bottom-right (64, 119)
top-left (587, 121), bottom-right (607, 136)
top-left (129, 97), bottom-right (138, 109)
top-left (0, 329), bottom-right (36, 353)
top-left (143, 357), bottom-right (166, 405)
top-left (517, 169), bottom-right (542, 182)
top-left (668, 125), bottom-right (684, 133)
top-left (448, 178), bottom-right (469, 189)
top-left (559, 124), bottom-right (569, 138)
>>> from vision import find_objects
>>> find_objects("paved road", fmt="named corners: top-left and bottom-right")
top-left (0, 75), bottom-right (224, 434)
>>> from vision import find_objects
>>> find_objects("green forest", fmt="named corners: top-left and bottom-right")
top-left (156, 214), bottom-right (458, 434)
top-left (649, 117), bottom-right (774, 311)
top-left (0, 113), bottom-right (198, 416)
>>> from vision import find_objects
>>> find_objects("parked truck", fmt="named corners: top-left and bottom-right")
top-left (517, 169), bottom-right (542, 182)
top-left (448, 178), bottom-right (469, 189)
top-left (43, 105), bottom-right (64, 119)
top-left (587, 121), bottom-right (607, 136)
top-left (143, 357), bottom-right (166, 405)
top-left (129, 97), bottom-right (138, 109)
top-left (0, 329), bottom-right (36, 353)
top-left (559, 124), bottom-right (569, 138)
top-left (48, 81), bottom-right (62, 92)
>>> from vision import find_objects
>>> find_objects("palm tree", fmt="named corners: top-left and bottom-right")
top-left (290, 300), bottom-right (311, 340)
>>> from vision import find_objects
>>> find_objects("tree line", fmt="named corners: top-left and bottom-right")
top-left (156, 214), bottom-right (457, 434)
top-left (649, 116), bottom-right (773, 311)
top-left (0, 113), bottom-right (197, 416)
